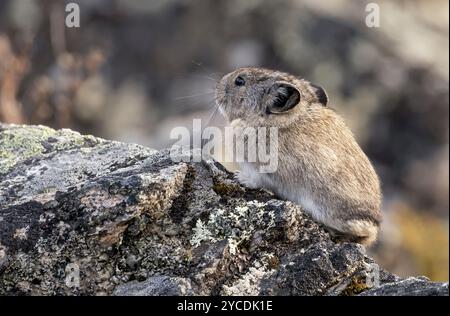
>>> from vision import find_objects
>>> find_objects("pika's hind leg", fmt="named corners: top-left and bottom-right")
top-left (346, 219), bottom-right (379, 246)
top-left (327, 219), bottom-right (379, 246)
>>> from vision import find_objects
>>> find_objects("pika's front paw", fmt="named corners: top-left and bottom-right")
top-left (234, 171), bottom-right (259, 189)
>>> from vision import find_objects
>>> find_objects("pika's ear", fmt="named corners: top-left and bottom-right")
top-left (311, 84), bottom-right (328, 106)
top-left (266, 83), bottom-right (301, 114)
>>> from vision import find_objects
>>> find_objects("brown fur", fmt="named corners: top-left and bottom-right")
top-left (216, 67), bottom-right (382, 246)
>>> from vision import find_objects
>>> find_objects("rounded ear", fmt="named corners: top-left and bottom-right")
top-left (311, 84), bottom-right (328, 106)
top-left (266, 83), bottom-right (301, 114)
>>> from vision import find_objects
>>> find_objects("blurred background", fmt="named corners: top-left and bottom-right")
top-left (0, 0), bottom-right (448, 281)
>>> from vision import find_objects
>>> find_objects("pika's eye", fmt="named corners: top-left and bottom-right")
top-left (234, 76), bottom-right (245, 86)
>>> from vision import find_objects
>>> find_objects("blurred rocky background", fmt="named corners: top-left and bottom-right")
top-left (0, 0), bottom-right (448, 281)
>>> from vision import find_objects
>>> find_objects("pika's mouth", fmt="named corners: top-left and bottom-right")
top-left (214, 90), bottom-right (225, 106)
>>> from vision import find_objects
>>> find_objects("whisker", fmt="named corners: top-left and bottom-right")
top-left (209, 72), bottom-right (225, 78)
top-left (189, 74), bottom-right (219, 83)
top-left (190, 60), bottom-right (224, 81)
top-left (201, 101), bottom-right (221, 150)
top-left (173, 91), bottom-right (215, 101)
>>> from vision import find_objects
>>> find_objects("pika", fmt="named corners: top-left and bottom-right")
top-left (215, 67), bottom-right (382, 245)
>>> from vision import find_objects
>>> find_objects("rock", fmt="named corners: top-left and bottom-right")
top-left (113, 276), bottom-right (194, 296)
top-left (0, 123), bottom-right (448, 296)
top-left (359, 277), bottom-right (449, 296)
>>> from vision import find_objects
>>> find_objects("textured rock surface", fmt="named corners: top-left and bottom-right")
top-left (0, 124), bottom-right (448, 296)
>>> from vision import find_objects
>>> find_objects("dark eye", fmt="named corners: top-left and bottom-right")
top-left (234, 76), bottom-right (245, 86)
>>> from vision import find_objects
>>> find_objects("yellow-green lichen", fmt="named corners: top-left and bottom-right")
top-left (0, 125), bottom-right (53, 174)
top-left (0, 125), bottom-right (100, 174)
top-left (340, 276), bottom-right (370, 296)
top-left (212, 181), bottom-right (243, 196)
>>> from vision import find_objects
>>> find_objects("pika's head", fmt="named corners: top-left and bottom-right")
top-left (215, 67), bottom-right (328, 127)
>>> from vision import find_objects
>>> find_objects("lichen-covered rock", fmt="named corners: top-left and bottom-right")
top-left (359, 277), bottom-right (449, 296)
top-left (0, 124), bottom-right (448, 296)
